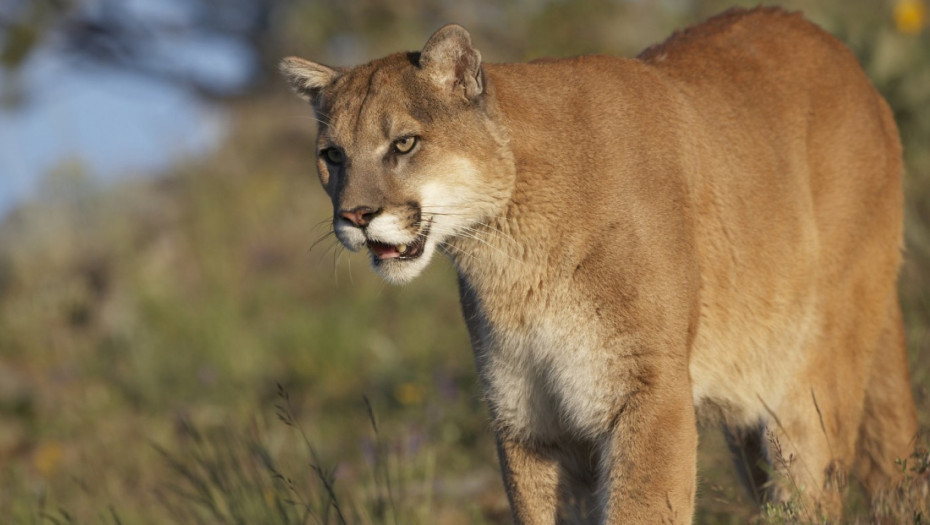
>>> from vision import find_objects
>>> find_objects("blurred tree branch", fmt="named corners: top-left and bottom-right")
top-left (0, 0), bottom-right (282, 101)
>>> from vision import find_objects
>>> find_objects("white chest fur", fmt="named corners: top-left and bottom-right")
top-left (477, 311), bottom-right (632, 443)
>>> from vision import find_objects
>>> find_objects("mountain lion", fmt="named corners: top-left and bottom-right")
top-left (281, 7), bottom-right (917, 523)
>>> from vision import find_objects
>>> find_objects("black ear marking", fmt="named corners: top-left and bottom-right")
top-left (419, 24), bottom-right (483, 100)
top-left (279, 56), bottom-right (339, 104)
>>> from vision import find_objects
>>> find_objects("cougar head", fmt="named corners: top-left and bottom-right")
top-left (281, 25), bottom-right (514, 284)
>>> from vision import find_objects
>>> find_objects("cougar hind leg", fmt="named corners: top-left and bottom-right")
top-left (853, 301), bottom-right (918, 500)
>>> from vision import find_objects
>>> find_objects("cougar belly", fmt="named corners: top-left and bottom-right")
top-left (689, 287), bottom-right (821, 425)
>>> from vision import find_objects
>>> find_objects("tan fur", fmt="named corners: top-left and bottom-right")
top-left (282, 8), bottom-right (917, 523)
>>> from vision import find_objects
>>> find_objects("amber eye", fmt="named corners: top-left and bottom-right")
top-left (322, 148), bottom-right (344, 165)
top-left (393, 136), bottom-right (418, 154)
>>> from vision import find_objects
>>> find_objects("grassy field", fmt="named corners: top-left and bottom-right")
top-left (1, 2), bottom-right (928, 523)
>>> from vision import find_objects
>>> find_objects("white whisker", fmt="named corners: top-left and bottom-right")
top-left (332, 245), bottom-right (346, 283)
top-left (309, 230), bottom-right (336, 254)
top-left (347, 249), bottom-right (354, 285)
top-left (425, 222), bottom-right (521, 264)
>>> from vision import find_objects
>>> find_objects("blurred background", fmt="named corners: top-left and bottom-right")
top-left (0, 0), bottom-right (927, 523)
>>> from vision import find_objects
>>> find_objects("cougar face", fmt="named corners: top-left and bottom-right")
top-left (283, 33), bottom-right (514, 284)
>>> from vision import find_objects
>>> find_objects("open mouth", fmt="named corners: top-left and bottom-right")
top-left (367, 222), bottom-right (430, 262)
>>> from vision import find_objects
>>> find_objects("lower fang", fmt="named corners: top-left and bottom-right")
top-left (397, 244), bottom-right (408, 254)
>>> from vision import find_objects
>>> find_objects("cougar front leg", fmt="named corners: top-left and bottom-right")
top-left (597, 372), bottom-right (698, 524)
top-left (496, 437), bottom-right (563, 524)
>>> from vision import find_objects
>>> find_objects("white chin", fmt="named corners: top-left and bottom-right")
top-left (371, 242), bottom-right (436, 284)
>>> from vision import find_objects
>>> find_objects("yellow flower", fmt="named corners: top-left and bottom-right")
top-left (34, 441), bottom-right (63, 477)
top-left (394, 382), bottom-right (424, 405)
top-left (895, 0), bottom-right (926, 34)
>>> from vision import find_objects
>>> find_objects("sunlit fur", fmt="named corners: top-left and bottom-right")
top-left (283, 8), bottom-right (918, 524)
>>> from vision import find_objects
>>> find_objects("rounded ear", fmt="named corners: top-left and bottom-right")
top-left (279, 56), bottom-right (337, 104)
top-left (419, 24), bottom-right (483, 100)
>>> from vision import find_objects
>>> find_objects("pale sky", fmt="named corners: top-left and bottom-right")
top-left (0, 0), bottom-right (255, 216)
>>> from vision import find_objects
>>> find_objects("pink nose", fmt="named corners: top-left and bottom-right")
top-left (340, 206), bottom-right (379, 227)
